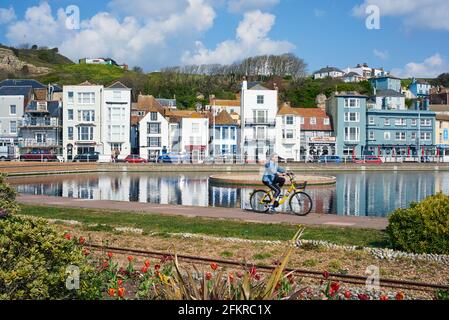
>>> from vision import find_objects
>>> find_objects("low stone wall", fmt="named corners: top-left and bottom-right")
top-left (2, 162), bottom-right (449, 177)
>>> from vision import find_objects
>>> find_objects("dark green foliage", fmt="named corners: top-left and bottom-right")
top-left (387, 193), bottom-right (449, 254)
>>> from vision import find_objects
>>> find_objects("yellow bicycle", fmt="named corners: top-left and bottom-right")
top-left (249, 172), bottom-right (313, 216)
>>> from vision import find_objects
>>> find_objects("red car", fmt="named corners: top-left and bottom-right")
top-left (20, 150), bottom-right (59, 162)
top-left (354, 156), bottom-right (383, 165)
top-left (124, 155), bottom-right (148, 164)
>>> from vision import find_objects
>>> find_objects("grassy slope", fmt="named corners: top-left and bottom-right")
top-left (20, 205), bottom-right (389, 248)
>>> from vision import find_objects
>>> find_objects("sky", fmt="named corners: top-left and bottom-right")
top-left (0, 0), bottom-right (448, 77)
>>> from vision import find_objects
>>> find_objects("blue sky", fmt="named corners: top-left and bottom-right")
top-left (0, 0), bottom-right (448, 77)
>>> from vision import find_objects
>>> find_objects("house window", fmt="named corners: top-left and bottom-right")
top-left (110, 125), bottom-right (121, 141)
top-left (78, 126), bottom-right (94, 141)
top-left (411, 132), bottom-right (417, 140)
top-left (150, 112), bottom-right (158, 121)
top-left (68, 92), bottom-right (74, 103)
top-left (68, 127), bottom-right (74, 140)
top-left (35, 133), bottom-right (46, 143)
top-left (79, 110), bottom-right (95, 122)
top-left (384, 132), bottom-right (391, 140)
top-left (369, 131), bottom-right (375, 140)
top-left (78, 92), bottom-right (96, 104)
top-left (324, 118), bottom-right (330, 125)
top-left (283, 129), bottom-right (294, 139)
top-left (148, 137), bottom-right (161, 148)
top-left (344, 112), bottom-right (359, 122)
top-left (192, 123), bottom-right (200, 134)
top-left (310, 117), bottom-right (317, 125)
top-left (344, 98), bottom-right (359, 108)
top-left (395, 118), bottom-right (407, 126)
top-left (10, 121), bottom-right (17, 134)
top-left (420, 132), bottom-right (431, 141)
top-left (68, 109), bottom-right (74, 120)
top-left (147, 123), bottom-right (161, 134)
top-left (395, 132), bottom-right (406, 141)
top-left (344, 127), bottom-right (360, 141)
top-left (113, 91), bottom-right (121, 100)
top-left (420, 119), bottom-right (432, 127)
top-left (368, 117), bottom-right (375, 125)
top-left (411, 119), bottom-right (417, 126)
top-left (384, 118), bottom-right (390, 126)
top-left (222, 127), bottom-right (229, 140)
top-left (285, 116), bottom-right (294, 125)
top-left (253, 110), bottom-right (268, 123)
top-left (257, 95), bottom-right (264, 104)
top-left (230, 127), bottom-right (236, 140)
top-left (9, 105), bottom-right (16, 115)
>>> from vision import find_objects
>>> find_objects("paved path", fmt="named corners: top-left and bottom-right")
top-left (17, 194), bottom-right (389, 230)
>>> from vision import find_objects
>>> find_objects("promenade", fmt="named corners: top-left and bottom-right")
top-left (18, 194), bottom-right (389, 230)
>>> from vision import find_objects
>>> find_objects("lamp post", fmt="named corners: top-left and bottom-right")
top-left (212, 100), bottom-right (216, 159)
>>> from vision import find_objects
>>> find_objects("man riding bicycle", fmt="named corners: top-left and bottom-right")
top-left (262, 153), bottom-right (287, 213)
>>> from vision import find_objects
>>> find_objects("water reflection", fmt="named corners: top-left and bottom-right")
top-left (11, 171), bottom-right (449, 217)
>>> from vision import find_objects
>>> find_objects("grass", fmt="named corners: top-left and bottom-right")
top-left (19, 204), bottom-right (390, 248)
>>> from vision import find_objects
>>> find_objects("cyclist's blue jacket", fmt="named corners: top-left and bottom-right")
top-left (262, 161), bottom-right (286, 184)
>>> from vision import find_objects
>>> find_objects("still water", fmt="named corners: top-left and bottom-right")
top-left (11, 171), bottom-right (449, 217)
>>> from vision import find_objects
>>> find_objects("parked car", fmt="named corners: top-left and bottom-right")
top-left (73, 152), bottom-right (100, 163)
top-left (318, 155), bottom-right (342, 163)
top-left (124, 155), bottom-right (148, 164)
top-left (157, 153), bottom-right (189, 164)
top-left (20, 150), bottom-right (59, 162)
top-left (0, 146), bottom-right (16, 161)
top-left (354, 156), bottom-right (383, 165)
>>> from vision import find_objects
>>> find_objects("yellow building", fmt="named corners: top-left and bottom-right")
top-left (436, 114), bottom-right (449, 156)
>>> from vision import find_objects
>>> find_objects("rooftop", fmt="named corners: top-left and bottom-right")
top-left (0, 79), bottom-right (46, 89)
top-left (214, 110), bottom-right (238, 126)
top-left (314, 66), bottom-right (344, 74)
top-left (0, 86), bottom-right (33, 97)
top-left (374, 89), bottom-right (405, 98)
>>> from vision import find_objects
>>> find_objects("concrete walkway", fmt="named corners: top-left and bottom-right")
top-left (17, 194), bottom-right (389, 230)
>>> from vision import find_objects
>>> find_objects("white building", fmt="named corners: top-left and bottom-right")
top-left (313, 66), bottom-right (345, 79)
top-left (275, 103), bottom-right (302, 161)
top-left (240, 81), bottom-right (278, 162)
top-left (139, 107), bottom-right (170, 161)
top-left (180, 113), bottom-right (209, 163)
top-left (102, 82), bottom-right (131, 159)
top-left (63, 82), bottom-right (103, 160)
top-left (344, 64), bottom-right (385, 79)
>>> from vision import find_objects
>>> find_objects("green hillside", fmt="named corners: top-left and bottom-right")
top-left (0, 44), bottom-right (74, 68)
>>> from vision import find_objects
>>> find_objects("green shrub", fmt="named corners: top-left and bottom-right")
top-left (0, 174), bottom-right (19, 216)
top-left (386, 193), bottom-right (449, 254)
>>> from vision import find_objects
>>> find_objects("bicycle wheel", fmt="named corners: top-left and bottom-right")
top-left (250, 190), bottom-right (271, 213)
top-left (289, 192), bottom-right (313, 216)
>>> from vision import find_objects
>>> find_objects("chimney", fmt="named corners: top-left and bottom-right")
top-left (242, 77), bottom-right (248, 91)
top-left (273, 82), bottom-right (278, 91)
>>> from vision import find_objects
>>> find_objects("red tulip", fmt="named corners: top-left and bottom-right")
top-left (322, 271), bottom-right (330, 279)
top-left (210, 263), bottom-right (218, 271)
top-left (64, 233), bottom-right (71, 240)
top-left (108, 288), bottom-right (116, 297)
top-left (344, 291), bottom-right (352, 299)
top-left (205, 272), bottom-right (212, 281)
top-left (237, 271), bottom-right (244, 279)
top-left (330, 282), bottom-right (340, 293)
top-left (78, 237), bottom-right (86, 245)
top-left (228, 273), bottom-right (235, 283)
top-left (254, 274), bottom-right (261, 281)
top-left (107, 252), bottom-right (113, 259)
top-left (380, 295), bottom-right (389, 301)
top-left (358, 293), bottom-right (370, 300)
top-left (141, 266), bottom-right (149, 274)
top-left (154, 264), bottom-right (161, 271)
top-left (144, 260), bottom-right (151, 268)
top-left (118, 287), bottom-right (125, 298)
top-left (250, 266), bottom-right (257, 277)
top-left (102, 260), bottom-right (109, 269)
top-left (395, 292), bottom-right (405, 301)
top-left (127, 256), bottom-right (134, 263)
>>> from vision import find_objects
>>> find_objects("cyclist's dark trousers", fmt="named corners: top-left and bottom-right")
top-left (263, 176), bottom-right (286, 199)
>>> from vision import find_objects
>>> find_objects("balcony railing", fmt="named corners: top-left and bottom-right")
top-left (244, 137), bottom-right (276, 145)
top-left (19, 139), bottom-right (59, 148)
top-left (21, 118), bottom-right (60, 128)
top-left (244, 119), bottom-right (276, 126)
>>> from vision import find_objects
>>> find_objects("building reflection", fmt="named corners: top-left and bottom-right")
top-left (12, 171), bottom-right (445, 217)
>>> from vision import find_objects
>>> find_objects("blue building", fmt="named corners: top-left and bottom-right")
top-left (370, 75), bottom-right (402, 93)
top-left (326, 92), bottom-right (367, 157)
top-left (211, 110), bottom-right (239, 156)
top-left (408, 78), bottom-right (431, 98)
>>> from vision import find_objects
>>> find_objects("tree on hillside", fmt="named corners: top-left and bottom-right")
top-left (432, 73), bottom-right (449, 87)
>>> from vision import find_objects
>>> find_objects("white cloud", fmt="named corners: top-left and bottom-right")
top-left (391, 54), bottom-right (448, 78)
top-left (373, 49), bottom-right (389, 60)
top-left (314, 9), bottom-right (326, 18)
top-left (182, 10), bottom-right (294, 65)
top-left (0, 6), bottom-right (16, 25)
top-left (353, 0), bottom-right (449, 30)
top-left (227, 0), bottom-right (280, 13)
top-left (5, 0), bottom-right (216, 70)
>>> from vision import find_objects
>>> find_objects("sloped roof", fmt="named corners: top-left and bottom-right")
top-left (248, 82), bottom-right (269, 90)
top-left (0, 86), bottom-right (33, 97)
top-left (210, 99), bottom-right (240, 107)
top-left (107, 81), bottom-right (129, 89)
top-left (0, 79), bottom-right (46, 89)
top-left (277, 103), bottom-right (332, 131)
top-left (436, 114), bottom-right (449, 121)
top-left (156, 98), bottom-right (176, 107)
top-left (314, 66), bottom-right (344, 74)
top-left (344, 72), bottom-right (363, 77)
top-left (214, 110), bottom-right (237, 125)
top-left (132, 94), bottom-right (165, 114)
